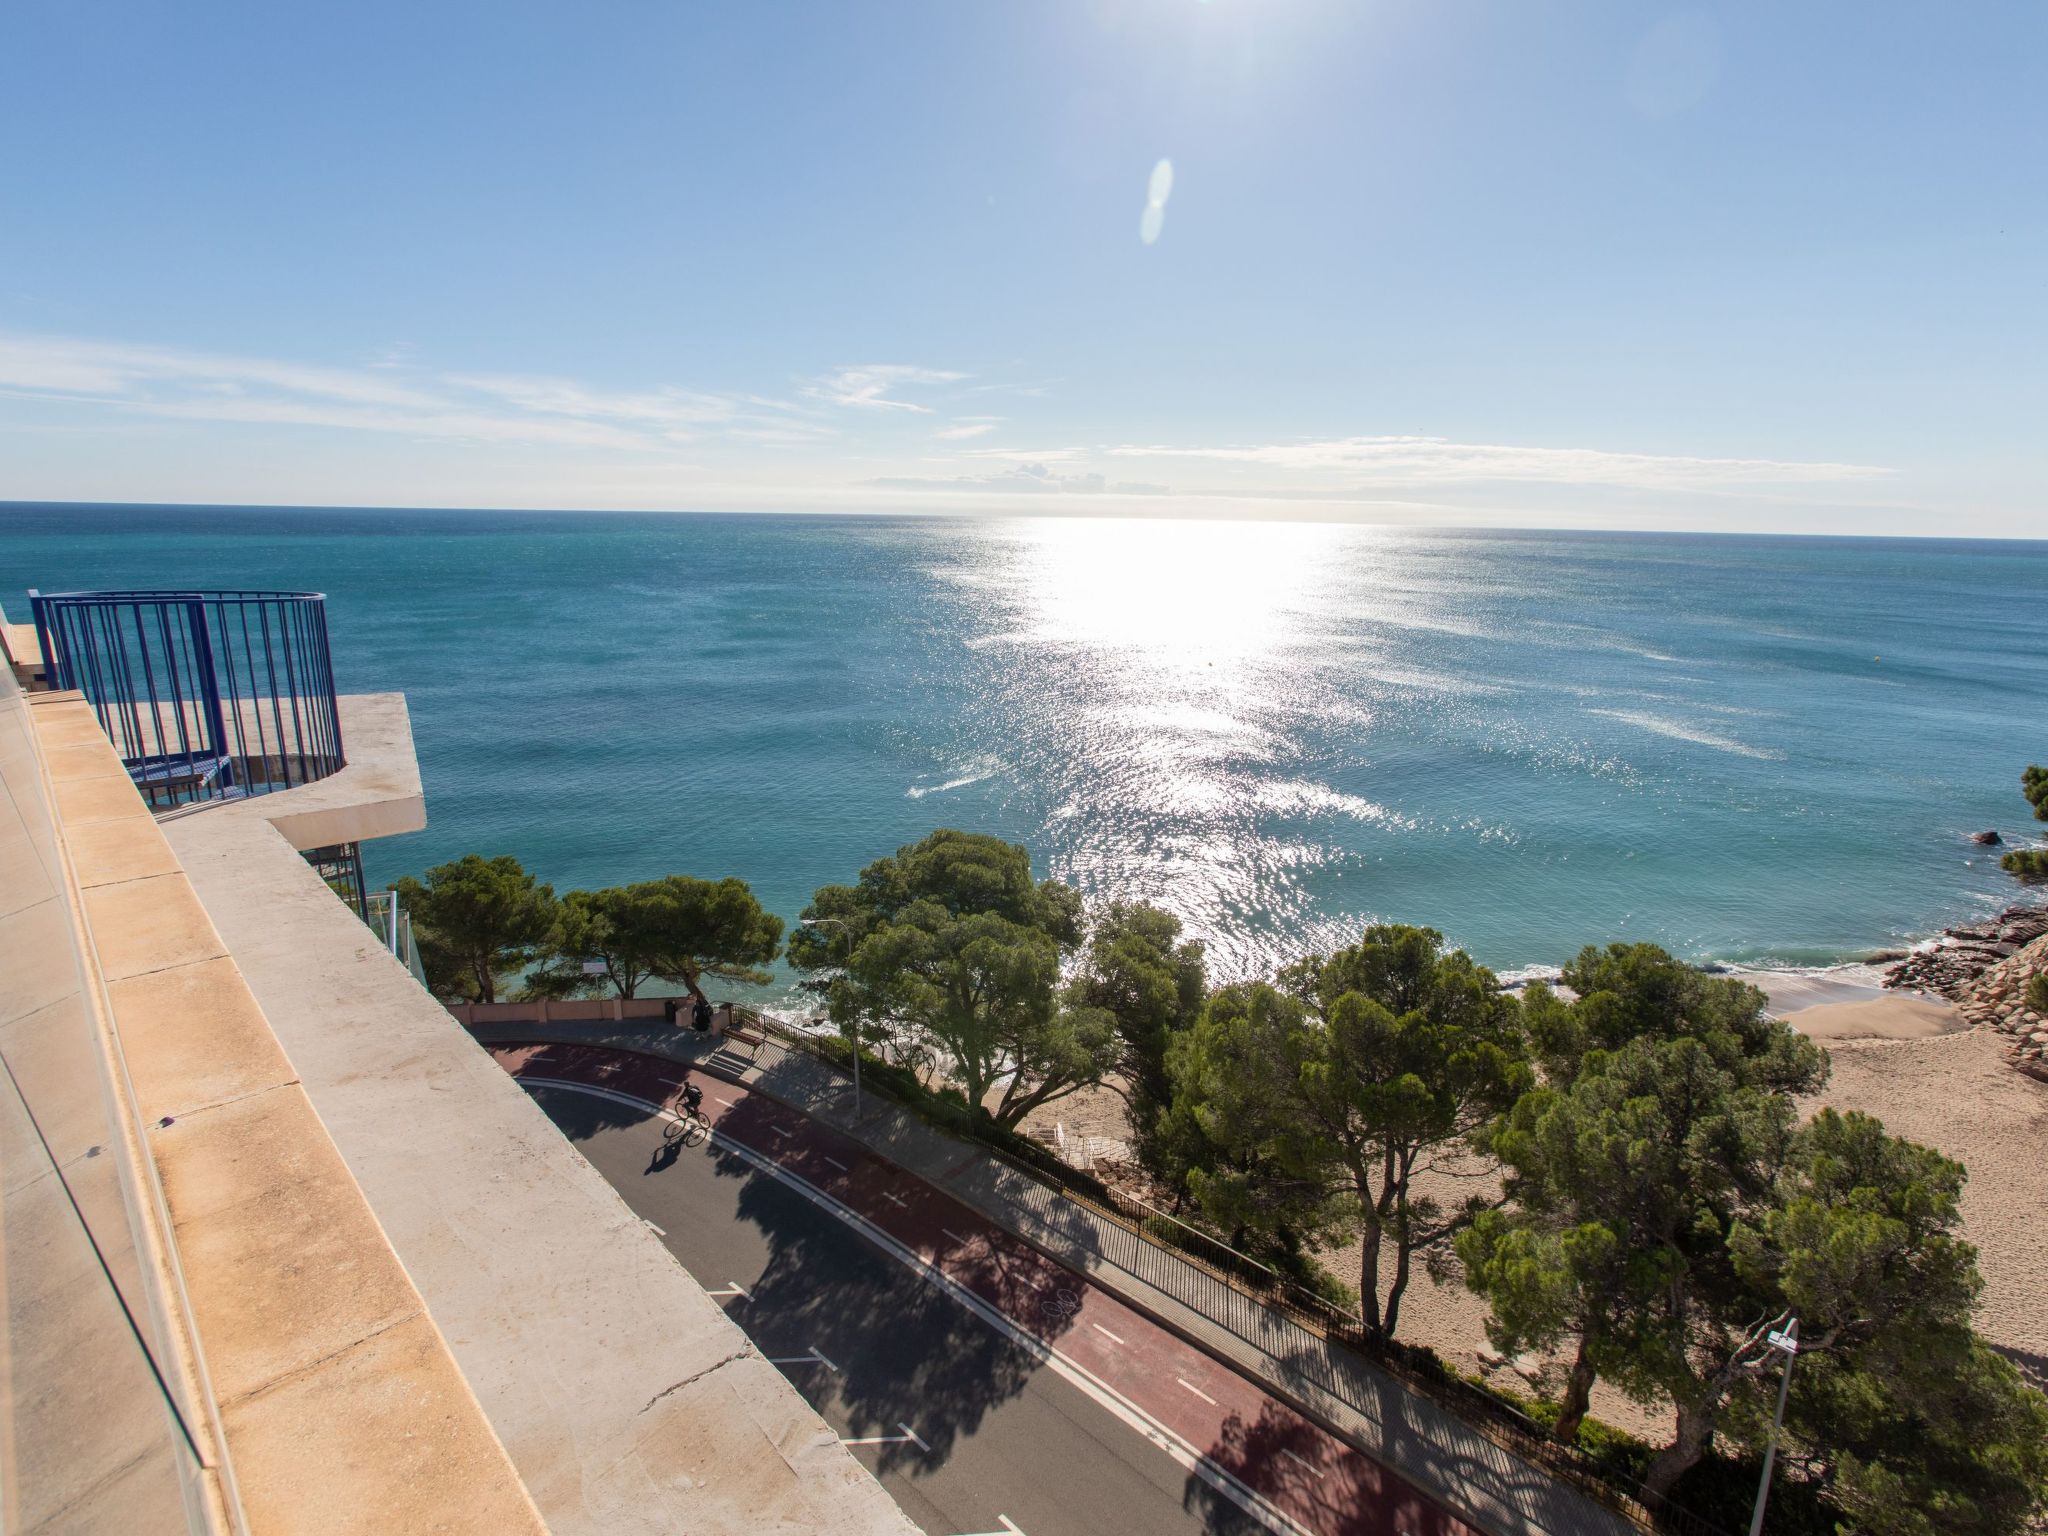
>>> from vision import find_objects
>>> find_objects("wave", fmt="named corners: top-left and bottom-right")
top-left (906, 758), bottom-right (1001, 799)
top-left (1249, 779), bottom-right (1417, 828)
top-left (1587, 708), bottom-right (1783, 760)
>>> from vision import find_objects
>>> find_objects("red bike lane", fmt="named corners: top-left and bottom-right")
top-left (491, 1040), bottom-right (1480, 1536)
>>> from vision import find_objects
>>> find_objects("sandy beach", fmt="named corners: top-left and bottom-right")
top-left (1782, 991), bottom-right (1966, 1040)
top-left (1797, 1021), bottom-right (2048, 1390)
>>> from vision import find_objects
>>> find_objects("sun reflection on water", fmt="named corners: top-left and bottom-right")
top-left (934, 516), bottom-right (1400, 974)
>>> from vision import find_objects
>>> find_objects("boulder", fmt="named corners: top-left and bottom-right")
top-left (1973, 830), bottom-right (2003, 846)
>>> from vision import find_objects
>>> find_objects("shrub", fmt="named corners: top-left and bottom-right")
top-left (2028, 973), bottom-right (2048, 1016)
top-left (2003, 849), bottom-right (2048, 882)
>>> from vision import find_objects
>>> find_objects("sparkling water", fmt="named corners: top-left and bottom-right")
top-left (7, 505), bottom-right (2043, 995)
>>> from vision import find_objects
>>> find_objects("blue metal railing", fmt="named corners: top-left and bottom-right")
top-left (29, 589), bottom-right (345, 810)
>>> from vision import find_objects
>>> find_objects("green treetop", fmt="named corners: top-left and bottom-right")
top-left (1463, 989), bottom-right (2045, 1528)
top-left (1459, 1033), bottom-right (1792, 1447)
top-left (1720, 1109), bottom-right (2046, 1533)
top-left (1620, 1104), bottom-right (2037, 1511)
top-left (538, 876), bottom-right (783, 1001)
top-left (788, 830), bottom-right (1115, 1128)
top-left (397, 853), bottom-right (561, 1004)
top-left (2000, 764), bottom-right (2048, 880)
top-left (1066, 901), bottom-right (1208, 1179)
top-left (1463, 942), bottom-right (1825, 1448)
top-left (1524, 941), bottom-right (1827, 1093)
top-left (1172, 925), bottom-right (1532, 1335)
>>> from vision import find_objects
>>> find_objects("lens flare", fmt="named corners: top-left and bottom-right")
top-left (1140, 157), bottom-right (1174, 245)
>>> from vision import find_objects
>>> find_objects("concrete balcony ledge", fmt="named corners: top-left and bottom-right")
top-left (160, 696), bottom-right (917, 1536)
top-left (153, 692), bottom-right (428, 851)
top-left (4, 685), bottom-right (543, 1535)
top-left (5, 669), bottom-right (914, 1534)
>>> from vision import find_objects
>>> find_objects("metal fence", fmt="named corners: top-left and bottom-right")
top-left (303, 842), bottom-right (368, 917)
top-left (363, 889), bottom-right (429, 990)
top-left (29, 589), bottom-right (344, 810)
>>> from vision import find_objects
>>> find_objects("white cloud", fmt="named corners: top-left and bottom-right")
top-left (0, 328), bottom-right (1929, 531)
top-left (801, 363), bottom-right (968, 413)
top-left (871, 461), bottom-right (1167, 496)
top-left (1107, 434), bottom-right (1888, 489)
top-left (0, 330), bottom-right (838, 451)
top-left (958, 444), bottom-right (1091, 464)
top-left (444, 373), bottom-right (751, 428)
top-left (0, 332), bottom-right (444, 409)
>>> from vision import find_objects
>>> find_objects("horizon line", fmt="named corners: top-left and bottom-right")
top-left (5, 497), bottom-right (2048, 546)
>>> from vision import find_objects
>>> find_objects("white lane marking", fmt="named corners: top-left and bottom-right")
top-left (881, 1190), bottom-right (909, 1207)
top-left (767, 1344), bottom-right (839, 1373)
top-left (1177, 1377), bottom-right (1218, 1406)
top-left (643, 1218), bottom-right (667, 1236)
top-left (715, 1095), bottom-right (737, 1107)
top-left (518, 1077), bottom-right (1317, 1536)
top-left (959, 1519), bottom-right (1026, 1536)
top-left (824, 1156), bottom-right (849, 1171)
top-left (1092, 1323), bottom-right (1126, 1346)
top-left (942, 1227), bottom-right (972, 1245)
top-left (841, 1422), bottom-right (929, 1452)
top-left (769, 1125), bottom-right (794, 1139)
top-left (704, 1281), bottom-right (751, 1300)
top-left (1278, 1448), bottom-right (1326, 1479)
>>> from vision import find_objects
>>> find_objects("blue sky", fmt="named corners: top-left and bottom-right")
top-left (2, 2), bottom-right (2043, 533)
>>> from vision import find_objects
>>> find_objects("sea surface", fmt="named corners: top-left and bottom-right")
top-left (6, 505), bottom-right (2045, 999)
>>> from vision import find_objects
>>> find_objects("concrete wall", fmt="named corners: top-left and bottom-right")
top-left (0, 618), bottom-right (917, 1534)
top-left (0, 677), bottom-right (208, 1532)
top-left (0, 675), bottom-right (543, 1535)
top-left (166, 697), bottom-right (919, 1536)
top-left (449, 996), bottom-right (688, 1025)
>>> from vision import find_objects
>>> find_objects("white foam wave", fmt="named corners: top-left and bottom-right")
top-left (1250, 779), bottom-right (1415, 828)
top-left (906, 759), bottom-right (1001, 799)
top-left (1496, 964), bottom-right (1564, 990)
top-left (1588, 708), bottom-right (1783, 760)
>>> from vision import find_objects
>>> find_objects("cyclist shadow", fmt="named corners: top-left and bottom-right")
top-left (645, 1116), bottom-right (708, 1175)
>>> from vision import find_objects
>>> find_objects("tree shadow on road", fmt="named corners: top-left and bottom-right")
top-left (507, 1045), bottom-right (695, 1139)
top-left (704, 1097), bottom-right (1080, 1480)
top-left (1187, 1397), bottom-right (1452, 1536)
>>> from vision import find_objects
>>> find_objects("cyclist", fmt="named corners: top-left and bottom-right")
top-left (681, 1080), bottom-right (704, 1117)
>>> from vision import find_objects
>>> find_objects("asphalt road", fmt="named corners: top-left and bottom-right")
top-left (527, 1081), bottom-right (1260, 1536)
top-left (503, 1044), bottom-right (1470, 1536)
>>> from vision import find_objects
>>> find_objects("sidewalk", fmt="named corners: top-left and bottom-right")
top-left (469, 1018), bottom-right (1641, 1536)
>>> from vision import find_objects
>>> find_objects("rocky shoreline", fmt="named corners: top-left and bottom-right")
top-left (1884, 904), bottom-right (2048, 1081)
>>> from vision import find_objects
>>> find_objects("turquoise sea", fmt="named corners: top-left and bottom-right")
top-left (6, 505), bottom-right (2045, 994)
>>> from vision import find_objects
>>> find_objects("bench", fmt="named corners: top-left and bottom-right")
top-left (718, 1007), bottom-right (767, 1057)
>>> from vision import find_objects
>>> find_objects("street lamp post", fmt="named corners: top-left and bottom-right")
top-left (1749, 1316), bottom-right (1800, 1536)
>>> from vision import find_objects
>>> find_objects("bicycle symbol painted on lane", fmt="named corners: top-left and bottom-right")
top-left (1038, 1287), bottom-right (1082, 1325)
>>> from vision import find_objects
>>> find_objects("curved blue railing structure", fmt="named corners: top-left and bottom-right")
top-left (29, 589), bottom-right (345, 810)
